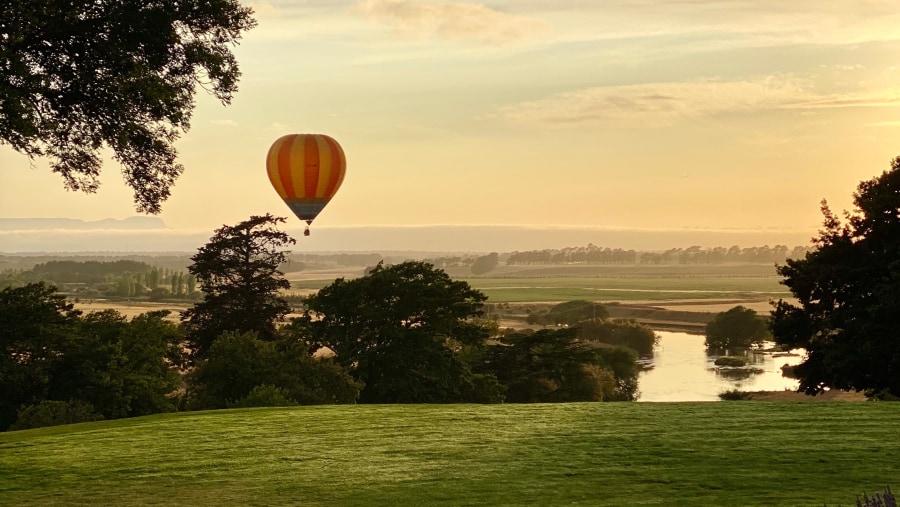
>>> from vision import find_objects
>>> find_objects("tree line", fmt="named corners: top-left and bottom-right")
top-left (506, 244), bottom-right (813, 266)
top-left (2, 260), bottom-right (199, 301)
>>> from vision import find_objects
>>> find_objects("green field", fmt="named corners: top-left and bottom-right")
top-left (290, 264), bottom-right (791, 303)
top-left (2, 403), bottom-right (897, 506)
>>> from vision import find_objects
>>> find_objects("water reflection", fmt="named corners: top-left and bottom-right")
top-left (637, 331), bottom-right (805, 402)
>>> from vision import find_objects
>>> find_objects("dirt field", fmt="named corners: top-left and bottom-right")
top-left (744, 390), bottom-right (867, 402)
top-left (73, 300), bottom-right (191, 320)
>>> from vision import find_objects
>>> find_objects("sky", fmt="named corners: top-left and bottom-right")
top-left (2, 0), bottom-right (900, 250)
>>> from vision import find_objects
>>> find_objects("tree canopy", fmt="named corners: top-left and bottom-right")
top-left (577, 318), bottom-right (658, 356)
top-left (181, 214), bottom-right (295, 358)
top-left (0, 283), bottom-right (184, 431)
top-left (187, 331), bottom-right (361, 409)
top-left (704, 306), bottom-right (770, 351)
top-left (771, 157), bottom-right (900, 398)
top-left (0, 0), bottom-right (256, 213)
top-left (481, 328), bottom-right (638, 402)
top-left (304, 261), bottom-right (495, 403)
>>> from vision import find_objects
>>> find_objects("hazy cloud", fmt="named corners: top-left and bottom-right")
top-left (786, 91), bottom-right (900, 109)
top-left (506, 0), bottom-right (900, 47)
top-left (499, 77), bottom-right (814, 127)
top-left (210, 119), bottom-right (239, 127)
top-left (353, 0), bottom-right (550, 44)
top-left (867, 120), bottom-right (900, 127)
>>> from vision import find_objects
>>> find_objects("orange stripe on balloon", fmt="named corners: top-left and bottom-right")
top-left (304, 135), bottom-right (320, 198)
top-left (276, 136), bottom-right (296, 199)
top-left (323, 135), bottom-right (345, 199)
top-left (315, 135), bottom-right (333, 198)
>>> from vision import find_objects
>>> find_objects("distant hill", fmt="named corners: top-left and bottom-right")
top-left (0, 219), bottom-right (817, 253)
top-left (0, 216), bottom-right (166, 231)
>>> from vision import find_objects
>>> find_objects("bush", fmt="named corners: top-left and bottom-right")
top-left (10, 400), bottom-right (104, 431)
top-left (578, 319), bottom-right (658, 356)
top-left (147, 287), bottom-right (171, 302)
top-left (824, 485), bottom-right (896, 507)
top-left (705, 306), bottom-right (770, 350)
top-left (227, 384), bottom-right (299, 408)
top-left (856, 486), bottom-right (896, 507)
top-left (186, 331), bottom-right (361, 410)
top-left (714, 356), bottom-right (748, 367)
top-left (718, 389), bottom-right (753, 401)
top-left (549, 300), bottom-right (608, 326)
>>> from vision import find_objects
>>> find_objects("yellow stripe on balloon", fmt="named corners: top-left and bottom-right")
top-left (329, 138), bottom-right (346, 198)
top-left (267, 136), bottom-right (289, 199)
top-left (315, 135), bottom-right (333, 198)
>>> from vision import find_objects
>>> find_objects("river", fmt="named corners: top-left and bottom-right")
top-left (637, 331), bottom-right (804, 402)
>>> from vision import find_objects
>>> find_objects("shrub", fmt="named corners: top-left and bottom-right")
top-left (10, 400), bottom-right (104, 431)
top-left (705, 305), bottom-right (770, 350)
top-left (578, 319), bottom-right (658, 356)
top-left (718, 389), bottom-right (752, 401)
top-left (824, 486), bottom-right (896, 507)
top-left (227, 384), bottom-right (299, 408)
top-left (856, 486), bottom-right (896, 507)
top-left (714, 356), bottom-right (748, 367)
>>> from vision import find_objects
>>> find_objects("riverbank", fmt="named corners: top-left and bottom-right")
top-left (741, 390), bottom-right (867, 402)
top-left (495, 299), bottom-right (771, 334)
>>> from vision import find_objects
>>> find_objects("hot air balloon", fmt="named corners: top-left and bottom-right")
top-left (266, 134), bottom-right (346, 236)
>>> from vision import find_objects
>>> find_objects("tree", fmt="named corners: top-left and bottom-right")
top-left (577, 319), bottom-right (658, 356)
top-left (704, 306), bottom-right (769, 350)
top-left (1, 0), bottom-right (256, 213)
top-left (0, 282), bottom-right (81, 430)
top-left (470, 252), bottom-right (499, 275)
top-left (479, 328), bottom-right (638, 402)
top-left (547, 300), bottom-right (609, 326)
top-left (181, 215), bottom-right (295, 359)
top-left (47, 309), bottom-right (185, 419)
top-left (186, 331), bottom-right (361, 409)
top-left (0, 283), bottom-right (185, 430)
top-left (771, 157), bottom-right (900, 397)
top-left (304, 261), bottom-right (497, 403)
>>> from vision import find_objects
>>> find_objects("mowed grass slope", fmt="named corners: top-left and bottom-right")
top-left (2, 403), bottom-right (898, 506)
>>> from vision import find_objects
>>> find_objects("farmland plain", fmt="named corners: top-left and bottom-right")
top-left (287, 263), bottom-right (788, 304)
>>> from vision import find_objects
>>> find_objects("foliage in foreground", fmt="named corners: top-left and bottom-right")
top-left (1, 0), bottom-right (257, 213)
top-left (772, 156), bottom-right (900, 398)
top-left (0, 283), bottom-right (183, 431)
top-left (186, 331), bottom-right (361, 409)
top-left (10, 400), bottom-right (104, 431)
top-left (825, 486), bottom-right (897, 507)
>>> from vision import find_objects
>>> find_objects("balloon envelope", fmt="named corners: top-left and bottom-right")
top-left (266, 133), bottom-right (346, 225)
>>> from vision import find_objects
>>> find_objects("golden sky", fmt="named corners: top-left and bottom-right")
top-left (2, 0), bottom-right (899, 242)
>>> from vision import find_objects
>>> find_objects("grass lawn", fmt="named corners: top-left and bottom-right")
top-left (1, 403), bottom-right (897, 506)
